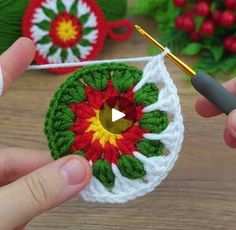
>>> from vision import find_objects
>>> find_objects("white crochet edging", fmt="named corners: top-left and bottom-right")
top-left (80, 50), bottom-right (184, 203)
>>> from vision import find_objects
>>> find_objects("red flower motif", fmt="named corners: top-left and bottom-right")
top-left (50, 13), bottom-right (82, 48)
top-left (70, 80), bottom-right (147, 164)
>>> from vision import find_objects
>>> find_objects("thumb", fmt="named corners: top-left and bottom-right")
top-left (226, 109), bottom-right (236, 139)
top-left (0, 155), bottom-right (91, 229)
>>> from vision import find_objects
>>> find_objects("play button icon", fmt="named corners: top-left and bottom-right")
top-left (112, 108), bottom-right (125, 122)
top-left (99, 96), bottom-right (137, 134)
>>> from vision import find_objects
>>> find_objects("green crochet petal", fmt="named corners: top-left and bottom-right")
top-left (53, 105), bottom-right (75, 131)
top-left (118, 155), bottom-right (146, 179)
top-left (139, 111), bottom-right (168, 133)
top-left (57, 81), bottom-right (86, 104)
top-left (83, 70), bottom-right (110, 91)
top-left (70, 1), bottom-right (78, 16)
top-left (93, 159), bottom-right (115, 188)
top-left (57, 0), bottom-right (65, 13)
top-left (136, 139), bottom-right (164, 157)
top-left (112, 68), bottom-right (141, 93)
top-left (134, 83), bottom-right (159, 106)
top-left (51, 131), bottom-right (75, 159)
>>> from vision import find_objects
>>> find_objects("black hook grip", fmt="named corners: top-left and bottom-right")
top-left (191, 72), bottom-right (236, 115)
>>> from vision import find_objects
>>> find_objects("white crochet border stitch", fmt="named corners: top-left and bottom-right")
top-left (80, 50), bottom-right (185, 203)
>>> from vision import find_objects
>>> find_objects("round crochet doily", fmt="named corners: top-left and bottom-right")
top-left (22, 0), bottom-right (106, 74)
top-left (44, 54), bottom-right (184, 203)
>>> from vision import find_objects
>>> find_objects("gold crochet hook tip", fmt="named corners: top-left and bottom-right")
top-left (134, 25), bottom-right (196, 78)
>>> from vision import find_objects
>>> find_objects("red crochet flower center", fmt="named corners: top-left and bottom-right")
top-left (50, 13), bottom-right (82, 48)
top-left (69, 80), bottom-right (147, 165)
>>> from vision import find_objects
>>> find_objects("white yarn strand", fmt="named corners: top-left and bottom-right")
top-left (28, 56), bottom-right (154, 70)
top-left (80, 51), bottom-right (184, 203)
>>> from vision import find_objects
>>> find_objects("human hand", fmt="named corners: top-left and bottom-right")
top-left (195, 78), bottom-right (236, 148)
top-left (0, 38), bottom-right (92, 230)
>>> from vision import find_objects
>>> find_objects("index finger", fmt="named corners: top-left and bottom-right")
top-left (195, 78), bottom-right (236, 117)
top-left (0, 37), bottom-right (35, 96)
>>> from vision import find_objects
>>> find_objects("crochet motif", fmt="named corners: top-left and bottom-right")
top-left (44, 52), bottom-right (184, 203)
top-left (22, 0), bottom-right (133, 74)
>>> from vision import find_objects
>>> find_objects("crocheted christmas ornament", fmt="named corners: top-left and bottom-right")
top-left (44, 52), bottom-right (184, 203)
top-left (22, 0), bottom-right (133, 74)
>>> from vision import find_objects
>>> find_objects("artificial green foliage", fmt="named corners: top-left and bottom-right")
top-left (132, 0), bottom-right (236, 77)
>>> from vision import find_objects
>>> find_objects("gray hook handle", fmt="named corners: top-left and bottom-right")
top-left (191, 72), bottom-right (236, 115)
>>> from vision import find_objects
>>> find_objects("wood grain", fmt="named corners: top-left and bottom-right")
top-left (1, 14), bottom-right (236, 230)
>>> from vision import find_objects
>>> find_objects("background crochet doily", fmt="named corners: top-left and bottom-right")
top-left (44, 51), bottom-right (184, 203)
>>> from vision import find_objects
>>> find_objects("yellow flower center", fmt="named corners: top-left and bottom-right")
top-left (86, 109), bottom-right (122, 147)
top-left (56, 19), bottom-right (78, 42)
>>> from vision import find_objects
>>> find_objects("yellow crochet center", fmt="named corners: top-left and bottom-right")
top-left (56, 19), bottom-right (78, 42)
top-left (86, 110), bottom-right (122, 147)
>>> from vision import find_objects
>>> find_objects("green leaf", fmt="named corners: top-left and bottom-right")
top-left (194, 16), bottom-right (204, 31)
top-left (118, 155), bottom-right (146, 179)
top-left (211, 2), bottom-right (217, 12)
top-left (36, 20), bottom-right (51, 31)
top-left (79, 39), bottom-right (91, 47)
top-left (209, 45), bottom-right (224, 62)
top-left (139, 111), bottom-right (168, 133)
top-left (57, 0), bottom-right (65, 13)
top-left (182, 43), bottom-right (203, 56)
top-left (134, 83), bottom-right (159, 106)
top-left (136, 139), bottom-right (165, 158)
top-left (43, 8), bottom-right (56, 20)
top-left (80, 13), bottom-right (90, 24)
top-left (71, 47), bottom-right (81, 57)
top-left (93, 159), bottom-right (115, 188)
top-left (83, 27), bottom-right (95, 35)
top-left (38, 35), bottom-right (51, 44)
top-left (48, 46), bottom-right (58, 56)
top-left (61, 49), bottom-right (68, 62)
top-left (70, 1), bottom-right (78, 16)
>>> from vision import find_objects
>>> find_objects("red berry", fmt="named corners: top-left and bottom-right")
top-left (182, 16), bottom-right (195, 31)
top-left (199, 20), bottom-right (215, 36)
top-left (173, 0), bottom-right (186, 7)
top-left (224, 0), bottom-right (236, 10)
top-left (175, 15), bottom-right (195, 31)
top-left (212, 10), bottom-right (221, 24)
top-left (190, 31), bottom-right (202, 42)
top-left (196, 1), bottom-right (210, 17)
top-left (175, 15), bottom-right (184, 29)
top-left (220, 10), bottom-right (235, 27)
top-left (223, 36), bottom-right (234, 50)
top-left (230, 40), bottom-right (236, 53)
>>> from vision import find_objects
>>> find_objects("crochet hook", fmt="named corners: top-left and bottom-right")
top-left (135, 25), bottom-right (236, 115)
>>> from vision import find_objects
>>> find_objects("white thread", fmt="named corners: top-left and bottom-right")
top-left (0, 66), bottom-right (4, 97)
top-left (80, 51), bottom-right (184, 203)
top-left (28, 56), bottom-right (154, 70)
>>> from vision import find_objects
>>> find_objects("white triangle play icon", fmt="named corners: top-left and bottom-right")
top-left (112, 108), bottom-right (125, 122)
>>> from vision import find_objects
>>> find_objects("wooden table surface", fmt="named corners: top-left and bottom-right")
top-left (1, 15), bottom-right (236, 230)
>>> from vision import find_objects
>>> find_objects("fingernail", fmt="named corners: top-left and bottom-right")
top-left (0, 66), bottom-right (4, 97)
top-left (60, 159), bottom-right (86, 185)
